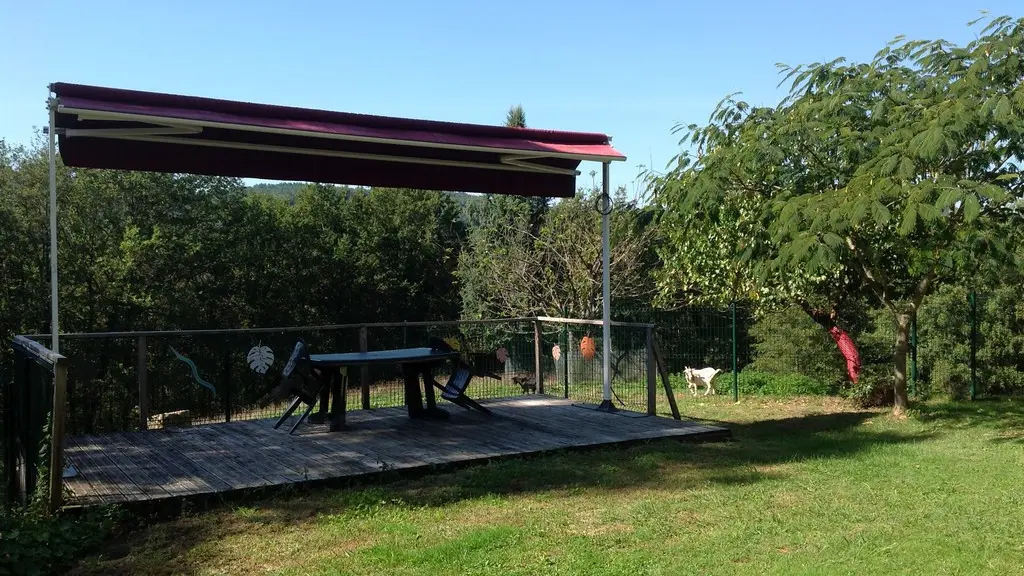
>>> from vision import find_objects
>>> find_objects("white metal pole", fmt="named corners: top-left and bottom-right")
top-left (48, 99), bottom-right (59, 354)
top-left (600, 161), bottom-right (613, 409)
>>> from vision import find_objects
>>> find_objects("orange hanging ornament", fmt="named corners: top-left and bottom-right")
top-left (579, 335), bottom-right (596, 360)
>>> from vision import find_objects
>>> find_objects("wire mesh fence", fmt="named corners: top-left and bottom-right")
top-left (44, 318), bottom-right (664, 437)
top-left (538, 320), bottom-right (654, 411)
top-left (8, 297), bottom-right (1021, 453)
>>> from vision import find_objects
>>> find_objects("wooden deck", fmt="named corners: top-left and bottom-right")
top-left (62, 395), bottom-right (729, 506)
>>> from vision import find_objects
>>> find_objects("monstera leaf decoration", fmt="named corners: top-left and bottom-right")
top-left (247, 343), bottom-right (275, 374)
top-left (579, 335), bottom-right (596, 360)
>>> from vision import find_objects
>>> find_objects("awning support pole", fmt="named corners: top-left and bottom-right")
top-left (48, 97), bottom-right (59, 354)
top-left (597, 161), bottom-right (616, 412)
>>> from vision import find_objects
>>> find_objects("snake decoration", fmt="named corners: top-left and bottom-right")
top-left (169, 347), bottom-right (217, 395)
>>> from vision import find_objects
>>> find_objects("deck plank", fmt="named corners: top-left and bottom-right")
top-left (62, 436), bottom-right (111, 505)
top-left (62, 396), bottom-right (729, 506)
top-left (63, 434), bottom-right (146, 503)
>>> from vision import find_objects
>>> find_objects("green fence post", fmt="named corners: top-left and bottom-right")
top-left (731, 301), bottom-right (738, 402)
top-left (910, 314), bottom-right (917, 397)
top-left (969, 291), bottom-right (977, 401)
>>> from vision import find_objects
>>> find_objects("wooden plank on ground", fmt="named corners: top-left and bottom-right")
top-left (159, 426), bottom-right (275, 493)
top-left (62, 434), bottom-right (146, 503)
top-left (61, 394), bottom-right (728, 508)
top-left (97, 432), bottom-right (176, 500)
top-left (123, 430), bottom-right (230, 497)
top-left (62, 437), bottom-right (108, 506)
top-left (188, 424), bottom-right (298, 487)
top-left (226, 420), bottom-right (373, 484)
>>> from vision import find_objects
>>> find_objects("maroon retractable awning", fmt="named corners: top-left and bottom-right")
top-left (50, 83), bottom-right (625, 197)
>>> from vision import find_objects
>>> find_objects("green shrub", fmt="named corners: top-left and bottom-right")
top-left (735, 370), bottom-right (833, 396)
top-left (917, 283), bottom-right (1024, 398)
top-left (745, 306), bottom-right (848, 392)
top-left (0, 505), bottom-right (120, 576)
top-left (842, 363), bottom-right (895, 407)
top-left (669, 369), bottom-right (832, 397)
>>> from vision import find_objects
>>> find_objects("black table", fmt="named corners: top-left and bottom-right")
top-left (308, 347), bottom-right (460, 430)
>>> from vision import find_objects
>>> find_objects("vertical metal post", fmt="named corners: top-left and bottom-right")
top-left (359, 326), bottom-right (370, 408)
top-left (562, 324), bottom-right (569, 399)
top-left (969, 291), bottom-right (977, 400)
top-left (533, 319), bottom-right (543, 394)
top-left (646, 326), bottom-right (656, 415)
top-left (222, 342), bottom-right (233, 423)
top-left (48, 357), bottom-right (68, 513)
top-left (731, 302), bottom-right (739, 402)
top-left (598, 161), bottom-right (615, 411)
top-left (910, 314), bottom-right (917, 396)
top-left (137, 336), bottom-right (149, 430)
top-left (48, 98), bottom-right (59, 354)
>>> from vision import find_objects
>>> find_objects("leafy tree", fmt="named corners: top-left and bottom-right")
top-left (505, 104), bottom-right (527, 129)
top-left (653, 15), bottom-right (1024, 413)
top-left (459, 185), bottom-right (658, 319)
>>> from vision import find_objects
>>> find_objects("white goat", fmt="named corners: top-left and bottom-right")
top-left (683, 366), bottom-right (722, 396)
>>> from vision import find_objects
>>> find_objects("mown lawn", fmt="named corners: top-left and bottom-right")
top-left (70, 396), bottom-right (1024, 575)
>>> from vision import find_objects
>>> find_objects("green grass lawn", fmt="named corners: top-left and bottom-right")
top-left (70, 396), bottom-right (1024, 576)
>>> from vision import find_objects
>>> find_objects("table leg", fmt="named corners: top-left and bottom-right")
top-left (329, 367), bottom-right (346, 431)
top-left (422, 364), bottom-right (448, 420)
top-left (423, 366), bottom-right (438, 411)
top-left (402, 363), bottom-right (425, 418)
top-left (311, 371), bottom-right (331, 424)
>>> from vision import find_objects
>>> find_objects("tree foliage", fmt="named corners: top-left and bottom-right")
top-left (653, 15), bottom-right (1024, 413)
top-left (458, 186), bottom-right (659, 319)
top-left (0, 144), bottom-right (465, 339)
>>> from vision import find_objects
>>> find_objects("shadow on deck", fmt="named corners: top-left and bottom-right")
top-left (62, 395), bottom-right (730, 507)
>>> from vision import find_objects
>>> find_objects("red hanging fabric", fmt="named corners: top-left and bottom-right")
top-left (804, 305), bottom-right (862, 384)
top-left (827, 326), bottom-right (861, 384)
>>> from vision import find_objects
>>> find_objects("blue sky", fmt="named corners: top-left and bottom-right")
top-left (2, 0), bottom-right (1020, 196)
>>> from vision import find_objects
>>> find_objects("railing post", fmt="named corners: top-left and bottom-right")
top-left (360, 326), bottom-right (370, 408)
top-left (562, 325), bottom-right (569, 399)
top-left (137, 335), bottom-right (149, 430)
top-left (223, 343), bottom-right (233, 423)
top-left (48, 357), bottom-right (68, 513)
top-left (534, 319), bottom-right (543, 395)
top-left (646, 325), bottom-right (656, 415)
top-left (731, 302), bottom-right (739, 403)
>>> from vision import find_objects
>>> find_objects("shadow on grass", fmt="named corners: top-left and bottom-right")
top-left (914, 396), bottom-right (1024, 443)
top-left (69, 406), bottom-right (934, 575)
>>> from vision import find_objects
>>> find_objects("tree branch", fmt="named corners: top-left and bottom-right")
top-left (846, 235), bottom-right (897, 313)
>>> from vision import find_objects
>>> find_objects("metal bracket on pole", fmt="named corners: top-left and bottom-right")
top-left (596, 161), bottom-right (617, 413)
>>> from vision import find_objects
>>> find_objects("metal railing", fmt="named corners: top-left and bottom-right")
top-left (5, 317), bottom-right (664, 508)
top-left (5, 336), bottom-right (67, 512)
top-left (14, 317), bottom-right (662, 436)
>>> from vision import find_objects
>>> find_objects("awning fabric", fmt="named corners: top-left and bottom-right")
top-left (51, 83), bottom-right (625, 197)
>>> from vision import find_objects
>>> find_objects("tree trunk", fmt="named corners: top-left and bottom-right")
top-left (893, 313), bottom-right (911, 415)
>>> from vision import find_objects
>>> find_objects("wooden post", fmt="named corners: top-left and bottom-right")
top-left (646, 326), bottom-right (656, 416)
top-left (534, 319), bottom-right (543, 394)
top-left (359, 326), bottom-right (370, 408)
top-left (48, 357), bottom-right (68, 513)
top-left (652, 342), bottom-right (681, 420)
top-left (223, 343), bottom-right (233, 423)
top-left (137, 335), bottom-right (149, 430)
